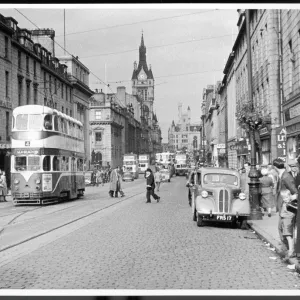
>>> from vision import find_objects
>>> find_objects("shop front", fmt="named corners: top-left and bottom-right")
top-left (259, 126), bottom-right (271, 165)
top-left (236, 139), bottom-right (250, 169)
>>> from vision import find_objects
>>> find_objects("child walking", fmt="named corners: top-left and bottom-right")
top-left (279, 189), bottom-right (296, 258)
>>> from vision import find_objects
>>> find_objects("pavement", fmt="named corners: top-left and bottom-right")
top-left (247, 209), bottom-right (300, 269)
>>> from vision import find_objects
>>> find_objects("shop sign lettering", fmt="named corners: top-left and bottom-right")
top-left (276, 127), bottom-right (286, 162)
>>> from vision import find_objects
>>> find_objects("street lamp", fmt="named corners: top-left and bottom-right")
top-left (245, 9), bottom-right (263, 220)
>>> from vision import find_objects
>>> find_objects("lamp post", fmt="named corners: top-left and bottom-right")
top-left (245, 9), bottom-right (263, 220)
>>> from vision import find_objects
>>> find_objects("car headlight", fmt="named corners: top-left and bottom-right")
top-left (36, 179), bottom-right (41, 184)
top-left (14, 179), bottom-right (19, 184)
top-left (201, 190), bottom-right (208, 198)
top-left (239, 193), bottom-right (246, 200)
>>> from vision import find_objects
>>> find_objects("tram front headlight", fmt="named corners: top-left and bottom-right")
top-left (35, 179), bottom-right (41, 184)
top-left (14, 179), bottom-right (19, 185)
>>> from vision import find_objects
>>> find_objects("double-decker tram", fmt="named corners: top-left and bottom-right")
top-left (11, 105), bottom-right (85, 205)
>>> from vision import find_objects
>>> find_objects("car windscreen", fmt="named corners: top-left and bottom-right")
top-left (203, 173), bottom-right (238, 186)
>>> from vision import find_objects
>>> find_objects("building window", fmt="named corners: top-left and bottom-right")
top-left (44, 98), bottom-right (47, 106)
top-left (54, 102), bottom-right (57, 109)
top-left (95, 110), bottom-right (101, 120)
top-left (66, 108), bottom-right (68, 115)
top-left (62, 106), bottom-right (64, 113)
top-left (4, 36), bottom-right (8, 58)
top-left (54, 78), bottom-right (57, 94)
top-left (5, 71), bottom-right (9, 98)
top-left (18, 51), bottom-right (21, 69)
top-left (61, 83), bottom-right (64, 98)
top-left (6, 111), bottom-right (9, 141)
top-left (70, 88), bottom-right (72, 102)
top-left (26, 81), bottom-right (30, 104)
top-left (33, 61), bottom-right (37, 77)
top-left (34, 86), bottom-right (38, 104)
top-left (95, 132), bottom-right (102, 142)
top-left (26, 56), bottom-right (29, 74)
top-left (70, 109), bottom-right (72, 117)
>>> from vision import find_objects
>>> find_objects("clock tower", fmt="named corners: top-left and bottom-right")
top-left (132, 33), bottom-right (154, 124)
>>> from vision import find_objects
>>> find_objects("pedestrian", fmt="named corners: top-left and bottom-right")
top-left (99, 168), bottom-right (104, 186)
top-left (279, 189), bottom-right (296, 259)
top-left (117, 166), bottom-right (125, 197)
top-left (145, 168), bottom-right (160, 203)
top-left (109, 167), bottom-right (120, 198)
top-left (241, 162), bottom-right (250, 198)
top-left (259, 168), bottom-right (274, 217)
top-left (154, 169), bottom-right (162, 192)
top-left (273, 158), bottom-right (298, 251)
top-left (0, 170), bottom-right (7, 202)
top-left (95, 169), bottom-right (102, 187)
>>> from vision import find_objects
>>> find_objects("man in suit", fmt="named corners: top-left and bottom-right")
top-left (273, 158), bottom-right (298, 253)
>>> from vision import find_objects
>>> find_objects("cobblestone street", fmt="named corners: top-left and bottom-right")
top-left (0, 176), bottom-right (299, 289)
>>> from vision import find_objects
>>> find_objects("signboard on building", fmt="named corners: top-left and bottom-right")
top-left (285, 103), bottom-right (300, 121)
top-left (259, 127), bottom-right (269, 136)
top-left (276, 127), bottom-right (286, 162)
top-left (217, 144), bottom-right (225, 149)
top-left (236, 140), bottom-right (249, 156)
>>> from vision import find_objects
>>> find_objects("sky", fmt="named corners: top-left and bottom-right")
top-left (1, 5), bottom-right (240, 142)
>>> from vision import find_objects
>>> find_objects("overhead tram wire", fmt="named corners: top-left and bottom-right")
top-left (14, 9), bottom-right (126, 109)
top-left (56, 9), bottom-right (218, 37)
top-left (102, 69), bottom-right (224, 85)
top-left (80, 34), bottom-right (237, 59)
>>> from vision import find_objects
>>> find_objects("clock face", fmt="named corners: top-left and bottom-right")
top-left (139, 73), bottom-right (146, 80)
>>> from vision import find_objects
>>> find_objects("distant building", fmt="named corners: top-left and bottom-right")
top-left (131, 34), bottom-right (162, 161)
top-left (89, 87), bottom-right (142, 169)
top-left (168, 103), bottom-right (201, 153)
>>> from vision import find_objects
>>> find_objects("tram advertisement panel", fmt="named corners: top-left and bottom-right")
top-left (42, 174), bottom-right (52, 192)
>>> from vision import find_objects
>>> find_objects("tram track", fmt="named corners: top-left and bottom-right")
top-left (0, 189), bottom-right (145, 253)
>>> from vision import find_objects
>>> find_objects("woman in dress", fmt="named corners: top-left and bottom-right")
top-left (259, 167), bottom-right (274, 217)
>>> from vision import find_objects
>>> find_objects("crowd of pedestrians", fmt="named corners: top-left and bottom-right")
top-left (240, 157), bottom-right (300, 259)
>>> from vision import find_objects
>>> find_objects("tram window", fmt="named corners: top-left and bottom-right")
top-left (12, 116), bottom-right (15, 129)
top-left (61, 119), bottom-right (65, 134)
top-left (43, 156), bottom-right (51, 171)
top-left (15, 156), bottom-right (27, 171)
top-left (53, 156), bottom-right (60, 171)
top-left (16, 114), bottom-right (28, 130)
top-left (57, 117), bottom-right (62, 133)
top-left (65, 157), bottom-right (69, 171)
top-left (71, 157), bottom-right (76, 171)
top-left (44, 114), bottom-right (53, 130)
top-left (53, 116), bottom-right (59, 131)
top-left (69, 122), bottom-right (73, 137)
top-left (29, 114), bottom-right (42, 130)
top-left (28, 156), bottom-right (40, 171)
top-left (77, 159), bottom-right (83, 171)
top-left (66, 121), bottom-right (69, 135)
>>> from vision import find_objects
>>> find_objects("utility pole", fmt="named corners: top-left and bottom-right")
top-left (245, 9), bottom-right (263, 220)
